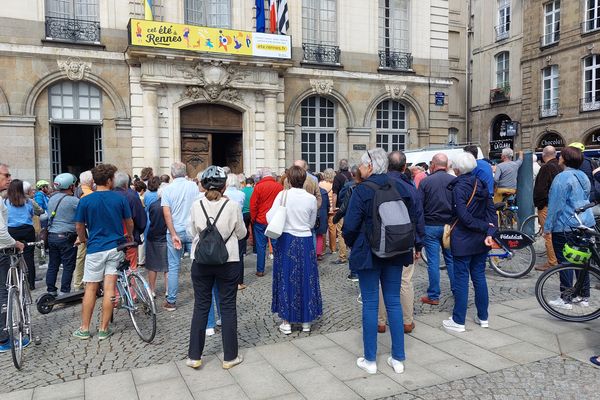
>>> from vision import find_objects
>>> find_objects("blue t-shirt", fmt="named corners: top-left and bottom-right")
top-left (4, 199), bottom-right (34, 227)
top-left (75, 191), bottom-right (132, 254)
top-left (473, 159), bottom-right (495, 197)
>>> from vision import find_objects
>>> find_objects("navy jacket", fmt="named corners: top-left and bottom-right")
top-left (448, 173), bottom-right (497, 257)
top-left (580, 157), bottom-right (599, 202)
top-left (114, 187), bottom-right (147, 243)
top-left (316, 187), bottom-right (330, 235)
top-left (342, 173), bottom-right (424, 272)
top-left (418, 170), bottom-right (455, 226)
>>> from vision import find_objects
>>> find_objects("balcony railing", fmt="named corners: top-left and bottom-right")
top-left (495, 24), bottom-right (510, 41)
top-left (378, 50), bottom-right (413, 71)
top-left (581, 96), bottom-right (600, 112)
top-left (45, 16), bottom-right (101, 44)
top-left (540, 103), bottom-right (559, 118)
top-left (490, 88), bottom-right (510, 104)
top-left (582, 19), bottom-right (600, 34)
top-left (540, 31), bottom-right (560, 47)
top-left (301, 43), bottom-right (341, 65)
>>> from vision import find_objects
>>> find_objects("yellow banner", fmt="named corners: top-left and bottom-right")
top-left (129, 19), bottom-right (291, 59)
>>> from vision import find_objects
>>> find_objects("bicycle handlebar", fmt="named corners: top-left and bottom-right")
top-left (575, 202), bottom-right (597, 214)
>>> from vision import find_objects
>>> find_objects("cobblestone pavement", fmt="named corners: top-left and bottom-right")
top-left (0, 243), bottom-right (591, 397)
top-left (386, 356), bottom-right (600, 400)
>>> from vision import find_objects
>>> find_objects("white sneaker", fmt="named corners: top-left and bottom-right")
top-left (356, 357), bottom-right (377, 374)
top-left (205, 328), bottom-right (215, 336)
top-left (442, 317), bottom-right (466, 332)
top-left (572, 296), bottom-right (590, 307)
top-left (387, 356), bottom-right (405, 374)
top-left (549, 298), bottom-right (573, 310)
top-left (186, 358), bottom-right (202, 369)
top-left (269, 254), bottom-right (274, 260)
top-left (279, 323), bottom-right (292, 335)
top-left (474, 316), bottom-right (489, 328)
top-left (302, 323), bottom-right (311, 332)
top-left (216, 319), bottom-right (222, 326)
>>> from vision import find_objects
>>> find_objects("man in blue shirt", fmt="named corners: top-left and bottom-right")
top-left (464, 145), bottom-right (494, 198)
top-left (73, 164), bottom-right (133, 341)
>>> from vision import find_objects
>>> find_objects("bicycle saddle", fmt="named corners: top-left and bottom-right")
top-left (117, 241), bottom-right (139, 252)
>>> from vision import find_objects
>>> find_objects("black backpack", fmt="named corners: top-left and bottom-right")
top-left (194, 200), bottom-right (233, 265)
top-left (362, 180), bottom-right (415, 258)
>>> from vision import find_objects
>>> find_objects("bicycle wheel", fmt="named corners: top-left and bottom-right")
top-left (7, 287), bottom-right (23, 370)
top-left (127, 272), bottom-right (156, 343)
top-left (536, 264), bottom-right (600, 322)
top-left (488, 244), bottom-right (536, 278)
top-left (520, 215), bottom-right (542, 238)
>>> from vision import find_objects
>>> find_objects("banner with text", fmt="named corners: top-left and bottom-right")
top-left (129, 19), bottom-right (291, 59)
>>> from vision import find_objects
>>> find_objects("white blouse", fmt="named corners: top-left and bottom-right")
top-left (266, 188), bottom-right (317, 237)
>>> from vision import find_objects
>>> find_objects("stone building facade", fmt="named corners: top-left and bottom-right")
top-left (521, 0), bottom-right (600, 151)
top-left (470, 0), bottom-right (523, 159)
top-left (0, 0), bottom-right (454, 181)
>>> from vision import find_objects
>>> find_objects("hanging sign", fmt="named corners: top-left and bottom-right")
top-left (128, 19), bottom-right (291, 59)
top-left (538, 132), bottom-right (564, 148)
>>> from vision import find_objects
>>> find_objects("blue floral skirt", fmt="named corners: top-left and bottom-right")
top-left (271, 233), bottom-right (323, 323)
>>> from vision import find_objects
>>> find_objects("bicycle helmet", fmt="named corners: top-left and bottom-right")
top-left (569, 142), bottom-right (586, 151)
top-left (53, 173), bottom-right (77, 190)
top-left (36, 179), bottom-right (50, 189)
top-left (200, 166), bottom-right (227, 191)
top-left (563, 243), bottom-right (591, 265)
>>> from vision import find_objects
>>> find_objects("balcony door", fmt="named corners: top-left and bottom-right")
top-left (46, 0), bottom-right (99, 21)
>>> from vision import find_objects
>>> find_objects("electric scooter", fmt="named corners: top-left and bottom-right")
top-left (36, 285), bottom-right (103, 314)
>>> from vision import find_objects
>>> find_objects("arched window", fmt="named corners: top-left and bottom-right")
top-left (49, 81), bottom-right (102, 121)
top-left (376, 100), bottom-right (407, 152)
top-left (301, 96), bottom-right (336, 172)
top-left (185, 0), bottom-right (231, 27)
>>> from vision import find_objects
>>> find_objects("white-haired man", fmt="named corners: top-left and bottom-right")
top-left (250, 167), bottom-right (283, 277)
top-left (161, 162), bottom-right (200, 311)
top-left (493, 147), bottom-right (523, 203)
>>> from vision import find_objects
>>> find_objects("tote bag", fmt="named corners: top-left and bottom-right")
top-left (265, 191), bottom-right (288, 240)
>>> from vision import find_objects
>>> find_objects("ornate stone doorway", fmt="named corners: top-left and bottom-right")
top-left (180, 103), bottom-right (243, 177)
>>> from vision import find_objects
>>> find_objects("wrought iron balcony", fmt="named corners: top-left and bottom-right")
top-left (540, 31), bottom-right (560, 48)
top-left (301, 43), bottom-right (341, 65)
top-left (378, 50), bottom-right (413, 71)
top-left (540, 103), bottom-right (559, 118)
top-left (581, 96), bottom-right (600, 112)
top-left (45, 16), bottom-right (101, 44)
top-left (582, 19), bottom-right (600, 34)
top-left (495, 24), bottom-right (510, 41)
top-left (490, 88), bottom-right (510, 104)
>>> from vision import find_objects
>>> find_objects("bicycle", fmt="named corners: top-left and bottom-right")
top-left (536, 203), bottom-right (600, 322)
top-left (495, 194), bottom-right (519, 230)
top-left (0, 241), bottom-right (44, 370)
top-left (112, 242), bottom-right (156, 343)
top-left (519, 213), bottom-right (547, 257)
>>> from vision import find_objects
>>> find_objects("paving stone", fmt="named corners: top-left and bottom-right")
top-left (131, 362), bottom-right (180, 386)
top-left (487, 303), bottom-right (518, 316)
top-left (405, 321), bottom-right (455, 344)
top-left (501, 308), bottom-right (586, 334)
top-left (344, 373), bottom-right (406, 400)
top-left (175, 355), bottom-right (236, 392)
top-left (498, 324), bottom-right (561, 353)
top-left (32, 381), bottom-right (83, 400)
top-left (84, 371), bottom-right (137, 400)
top-left (421, 358), bottom-right (485, 381)
top-left (291, 335), bottom-right (337, 353)
top-left (284, 366), bottom-right (361, 400)
top-left (433, 339), bottom-right (516, 373)
top-left (443, 326), bottom-right (522, 349)
top-left (192, 384), bottom-right (249, 400)
top-left (256, 342), bottom-right (318, 374)
top-left (0, 390), bottom-right (33, 400)
top-left (302, 344), bottom-right (372, 381)
top-left (491, 341), bottom-right (556, 364)
top-left (377, 358), bottom-right (447, 391)
top-left (136, 377), bottom-right (193, 400)
top-left (327, 329), bottom-right (390, 356)
top-left (229, 361), bottom-right (295, 400)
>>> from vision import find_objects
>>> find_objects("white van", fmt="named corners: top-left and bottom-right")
top-left (404, 146), bottom-right (484, 167)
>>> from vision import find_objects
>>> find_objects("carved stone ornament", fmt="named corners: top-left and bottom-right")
top-left (386, 84), bottom-right (408, 100)
top-left (57, 57), bottom-right (92, 81)
top-left (181, 60), bottom-right (247, 102)
top-left (310, 79), bottom-right (334, 95)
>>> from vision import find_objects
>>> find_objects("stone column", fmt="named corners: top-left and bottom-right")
top-left (263, 91), bottom-right (279, 170)
top-left (142, 83), bottom-right (160, 170)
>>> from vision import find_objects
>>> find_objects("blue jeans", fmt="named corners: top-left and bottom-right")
top-left (452, 253), bottom-right (489, 325)
top-left (424, 225), bottom-right (455, 300)
top-left (552, 232), bottom-right (590, 298)
top-left (357, 266), bottom-right (405, 362)
top-left (166, 230), bottom-right (192, 304)
top-left (46, 233), bottom-right (77, 293)
top-left (207, 284), bottom-right (220, 329)
top-left (254, 223), bottom-right (270, 273)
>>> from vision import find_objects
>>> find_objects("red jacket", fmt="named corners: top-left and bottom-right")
top-left (250, 176), bottom-right (283, 225)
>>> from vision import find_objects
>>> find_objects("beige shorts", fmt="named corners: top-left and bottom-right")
top-left (83, 248), bottom-right (123, 283)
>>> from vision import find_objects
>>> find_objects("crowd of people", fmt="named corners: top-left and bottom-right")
top-left (0, 139), bottom-right (599, 370)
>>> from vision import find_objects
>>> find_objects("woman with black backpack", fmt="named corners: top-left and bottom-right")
top-left (186, 166), bottom-right (246, 370)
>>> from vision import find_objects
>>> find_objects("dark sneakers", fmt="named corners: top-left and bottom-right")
top-left (163, 301), bottom-right (177, 311)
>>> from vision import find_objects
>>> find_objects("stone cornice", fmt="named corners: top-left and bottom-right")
top-left (0, 115), bottom-right (36, 127)
top-left (0, 43), bottom-right (124, 62)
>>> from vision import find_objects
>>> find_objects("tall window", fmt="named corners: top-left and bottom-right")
top-left (585, 0), bottom-right (600, 33)
top-left (185, 0), bottom-right (231, 27)
top-left (583, 55), bottom-right (600, 111)
top-left (376, 100), bottom-right (407, 152)
top-left (496, 52), bottom-right (510, 88)
top-left (302, 0), bottom-right (337, 45)
top-left (541, 65), bottom-right (559, 117)
top-left (379, 0), bottom-right (409, 52)
top-left (301, 96), bottom-right (336, 172)
top-left (496, 0), bottom-right (511, 40)
top-left (129, 0), bottom-right (163, 21)
top-left (542, 1), bottom-right (560, 46)
top-left (49, 81), bottom-right (102, 121)
top-left (46, 0), bottom-right (99, 21)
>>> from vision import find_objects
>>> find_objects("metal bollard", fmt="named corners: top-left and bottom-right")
top-left (517, 151), bottom-right (535, 235)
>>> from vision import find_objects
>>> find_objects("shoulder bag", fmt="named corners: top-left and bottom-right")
top-left (265, 190), bottom-right (287, 240)
top-left (38, 194), bottom-right (68, 247)
top-left (443, 181), bottom-right (477, 250)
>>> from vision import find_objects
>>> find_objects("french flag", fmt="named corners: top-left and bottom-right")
top-left (269, 0), bottom-right (277, 34)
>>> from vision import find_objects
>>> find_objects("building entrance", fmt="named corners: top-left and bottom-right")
top-left (180, 104), bottom-right (243, 177)
top-left (50, 124), bottom-right (102, 178)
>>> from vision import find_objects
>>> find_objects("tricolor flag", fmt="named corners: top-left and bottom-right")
top-left (144, 0), bottom-right (153, 21)
top-left (277, 0), bottom-right (289, 35)
top-left (269, 0), bottom-right (277, 34)
top-left (256, 0), bottom-right (265, 32)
